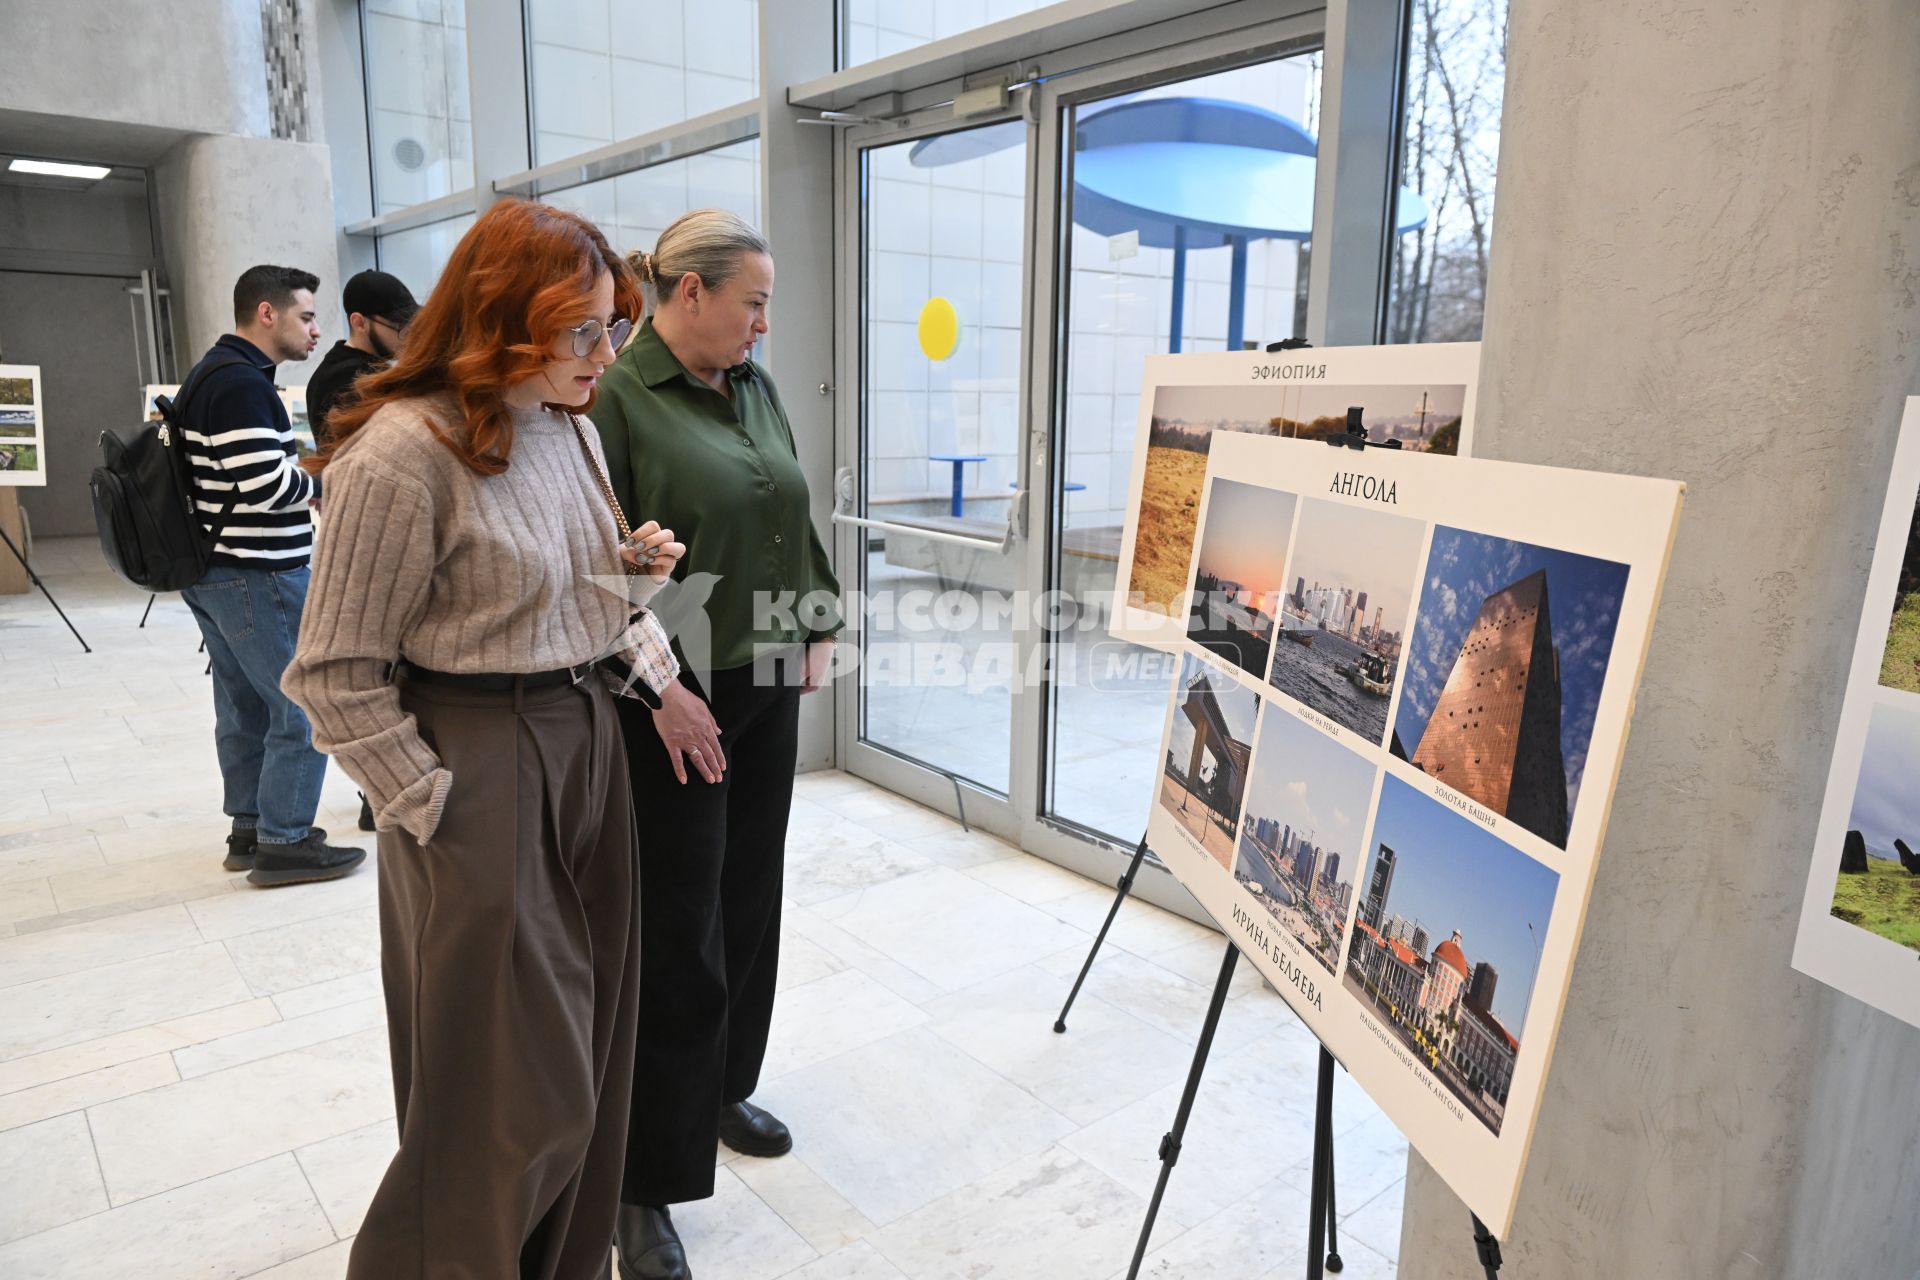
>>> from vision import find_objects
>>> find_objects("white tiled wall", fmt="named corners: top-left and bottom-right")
top-left (365, 0), bottom-right (474, 214)
top-left (864, 133), bottom-right (1028, 511)
top-left (526, 0), bottom-right (760, 167)
top-left (375, 212), bottom-right (477, 300)
top-left (541, 138), bottom-right (761, 269)
top-left (862, 55), bottom-right (1318, 534)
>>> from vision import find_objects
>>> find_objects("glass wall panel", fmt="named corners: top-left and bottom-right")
top-left (375, 213), bottom-right (477, 299)
top-left (1385, 0), bottom-right (1507, 343)
top-left (363, 0), bottom-right (474, 213)
top-left (1044, 53), bottom-right (1322, 844)
top-left (840, 0), bottom-right (1052, 67)
top-left (855, 122), bottom-right (1028, 794)
top-left (539, 137), bottom-right (761, 265)
top-left (526, 0), bottom-right (761, 167)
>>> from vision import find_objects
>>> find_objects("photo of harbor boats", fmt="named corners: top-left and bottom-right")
top-left (1267, 499), bottom-right (1427, 744)
top-left (1234, 707), bottom-right (1377, 972)
top-left (1185, 478), bottom-right (1298, 677)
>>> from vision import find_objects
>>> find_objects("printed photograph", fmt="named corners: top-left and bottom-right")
top-left (1830, 697), bottom-right (1920, 952)
top-left (1342, 774), bottom-right (1561, 1136)
top-left (1185, 478), bottom-right (1298, 677)
top-left (1128, 381), bottom-right (1467, 615)
top-left (1268, 499), bottom-right (1428, 744)
top-left (0, 377), bottom-right (33, 406)
top-left (1235, 708), bottom-right (1377, 972)
top-left (1879, 489), bottom-right (1920, 695)
top-left (0, 408), bottom-right (35, 437)
top-left (1391, 528), bottom-right (1630, 849)
top-left (1160, 653), bottom-right (1261, 868)
top-left (0, 443), bottom-right (40, 474)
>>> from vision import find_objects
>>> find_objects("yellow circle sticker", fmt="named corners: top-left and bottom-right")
top-left (917, 297), bottom-right (960, 361)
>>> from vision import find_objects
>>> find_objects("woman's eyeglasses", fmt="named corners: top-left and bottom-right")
top-left (567, 317), bottom-right (634, 358)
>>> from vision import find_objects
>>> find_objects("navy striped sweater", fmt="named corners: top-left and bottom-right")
top-left (181, 335), bottom-right (319, 568)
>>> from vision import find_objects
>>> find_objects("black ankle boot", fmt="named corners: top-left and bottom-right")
top-left (223, 825), bottom-right (257, 872)
top-left (616, 1203), bottom-right (690, 1280)
top-left (718, 1100), bottom-right (793, 1156)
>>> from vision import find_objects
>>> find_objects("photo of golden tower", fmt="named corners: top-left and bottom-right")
top-left (1411, 569), bottom-right (1569, 845)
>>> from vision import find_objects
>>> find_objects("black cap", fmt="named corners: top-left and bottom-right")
top-left (341, 270), bottom-right (419, 326)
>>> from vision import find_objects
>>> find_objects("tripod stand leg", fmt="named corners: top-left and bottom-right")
top-left (1323, 1096), bottom-right (1342, 1273)
top-left (0, 526), bottom-right (90, 654)
top-left (1470, 1214), bottom-right (1503, 1278)
top-left (1054, 830), bottom-right (1149, 1033)
top-left (1124, 942), bottom-right (1238, 1280)
top-left (139, 594), bottom-right (155, 628)
top-left (1307, 1045), bottom-right (1342, 1277)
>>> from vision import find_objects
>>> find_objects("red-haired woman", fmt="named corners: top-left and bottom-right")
top-left (283, 199), bottom-right (682, 1279)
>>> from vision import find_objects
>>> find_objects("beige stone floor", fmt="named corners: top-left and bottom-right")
top-left (0, 538), bottom-right (1406, 1279)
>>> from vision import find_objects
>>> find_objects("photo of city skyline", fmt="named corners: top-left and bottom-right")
top-left (1390, 527), bottom-right (1630, 849)
top-left (1186, 478), bottom-right (1298, 677)
top-left (1160, 654), bottom-right (1262, 867)
top-left (1342, 775), bottom-right (1561, 1136)
top-left (1235, 707), bottom-right (1377, 972)
top-left (1267, 499), bottom-right (1428, 744)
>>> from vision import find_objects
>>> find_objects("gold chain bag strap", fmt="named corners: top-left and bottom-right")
top-left (566, 412), bottom-right (679, 702)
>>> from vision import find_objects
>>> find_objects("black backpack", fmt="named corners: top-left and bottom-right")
top-left (90, 354), bottom-right (251, 592)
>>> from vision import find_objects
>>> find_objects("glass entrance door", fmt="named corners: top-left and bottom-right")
top-left (1041, 52), bottom-right (1326, 849)
top-left (839, 115), bottom-right (1032, 820)
top-left (832, 15), bottom-right (1332, 893)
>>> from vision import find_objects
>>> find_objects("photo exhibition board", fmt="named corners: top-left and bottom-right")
top-left (1791, 398), bottom-right (1920, 1029)
top-left (0, 365), bottom-right (47, 486)
top-left (1111, 342), bottom-right (1480, 650)
top-left (1146, 429), bottom-right (1683, 1235)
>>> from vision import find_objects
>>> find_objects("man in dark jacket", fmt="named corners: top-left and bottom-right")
top-left (179, 265), bottom-right (365, 888)
top-left (305, 269), bottom-right (418, 447)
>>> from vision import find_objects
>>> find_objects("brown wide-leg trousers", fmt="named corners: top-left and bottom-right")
top-left (348, 675), bottom-right (641, 1280)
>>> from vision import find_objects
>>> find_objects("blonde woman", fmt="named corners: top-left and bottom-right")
top-left (591, 209), bottom-right (841, 1280)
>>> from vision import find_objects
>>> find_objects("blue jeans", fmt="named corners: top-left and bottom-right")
top-left (182, 563), bottom-right (328, 845)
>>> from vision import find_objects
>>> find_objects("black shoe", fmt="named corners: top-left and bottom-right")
top-left (246, 828), bottom-right (367, 888)
top-left (223, 826), bottom-right (257, 872)
top-left (616, 1203), bottom-right (691, 1280)
top-left (717, 1100), bottom-right (792, 1157)
top-left (357, 793), bottom-right (376, 832)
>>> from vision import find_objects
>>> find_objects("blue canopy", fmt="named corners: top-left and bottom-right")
top-left (911, 97), bottom-right (1429, 349)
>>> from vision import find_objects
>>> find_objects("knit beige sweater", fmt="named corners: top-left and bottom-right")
top-left (283, 394), bottom-right (668, 844)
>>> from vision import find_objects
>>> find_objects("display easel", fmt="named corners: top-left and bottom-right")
top-left (0, 490), bottom-right (90, 653)
top-left (1116, 937), bottom-right (1505, 1279)
top-left (1076, 330), bottom-right (1507, 1277)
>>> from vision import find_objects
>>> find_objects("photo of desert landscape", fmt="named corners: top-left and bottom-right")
top-left (1126, 381), bottom-right (1465, 615)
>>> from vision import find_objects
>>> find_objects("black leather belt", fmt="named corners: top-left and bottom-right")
top-left (395, 660), bottom-right (593, 691)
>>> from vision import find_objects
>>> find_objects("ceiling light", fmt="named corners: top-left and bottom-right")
top-left (9, 159), bottom-right (112, 180)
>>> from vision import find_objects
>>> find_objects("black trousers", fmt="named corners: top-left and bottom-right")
top-left (618, 658), bottom-right (802, 1206)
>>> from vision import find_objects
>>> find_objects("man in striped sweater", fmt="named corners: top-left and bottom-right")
top-left (178, 265), bottom-right (365, 889)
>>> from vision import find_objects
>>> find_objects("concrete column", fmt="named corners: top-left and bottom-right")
top-left (758, 0), bottom-right (838, 771)
top-left (1396, 3), bottom-right (1920, 1277)
top-left (154, 134), bottom-right (343, 367)
top-left (465, 0), bottom-right (531, 214)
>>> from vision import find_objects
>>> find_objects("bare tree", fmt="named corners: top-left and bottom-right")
top-left (1389, 0), bottom-right (1507, 343)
